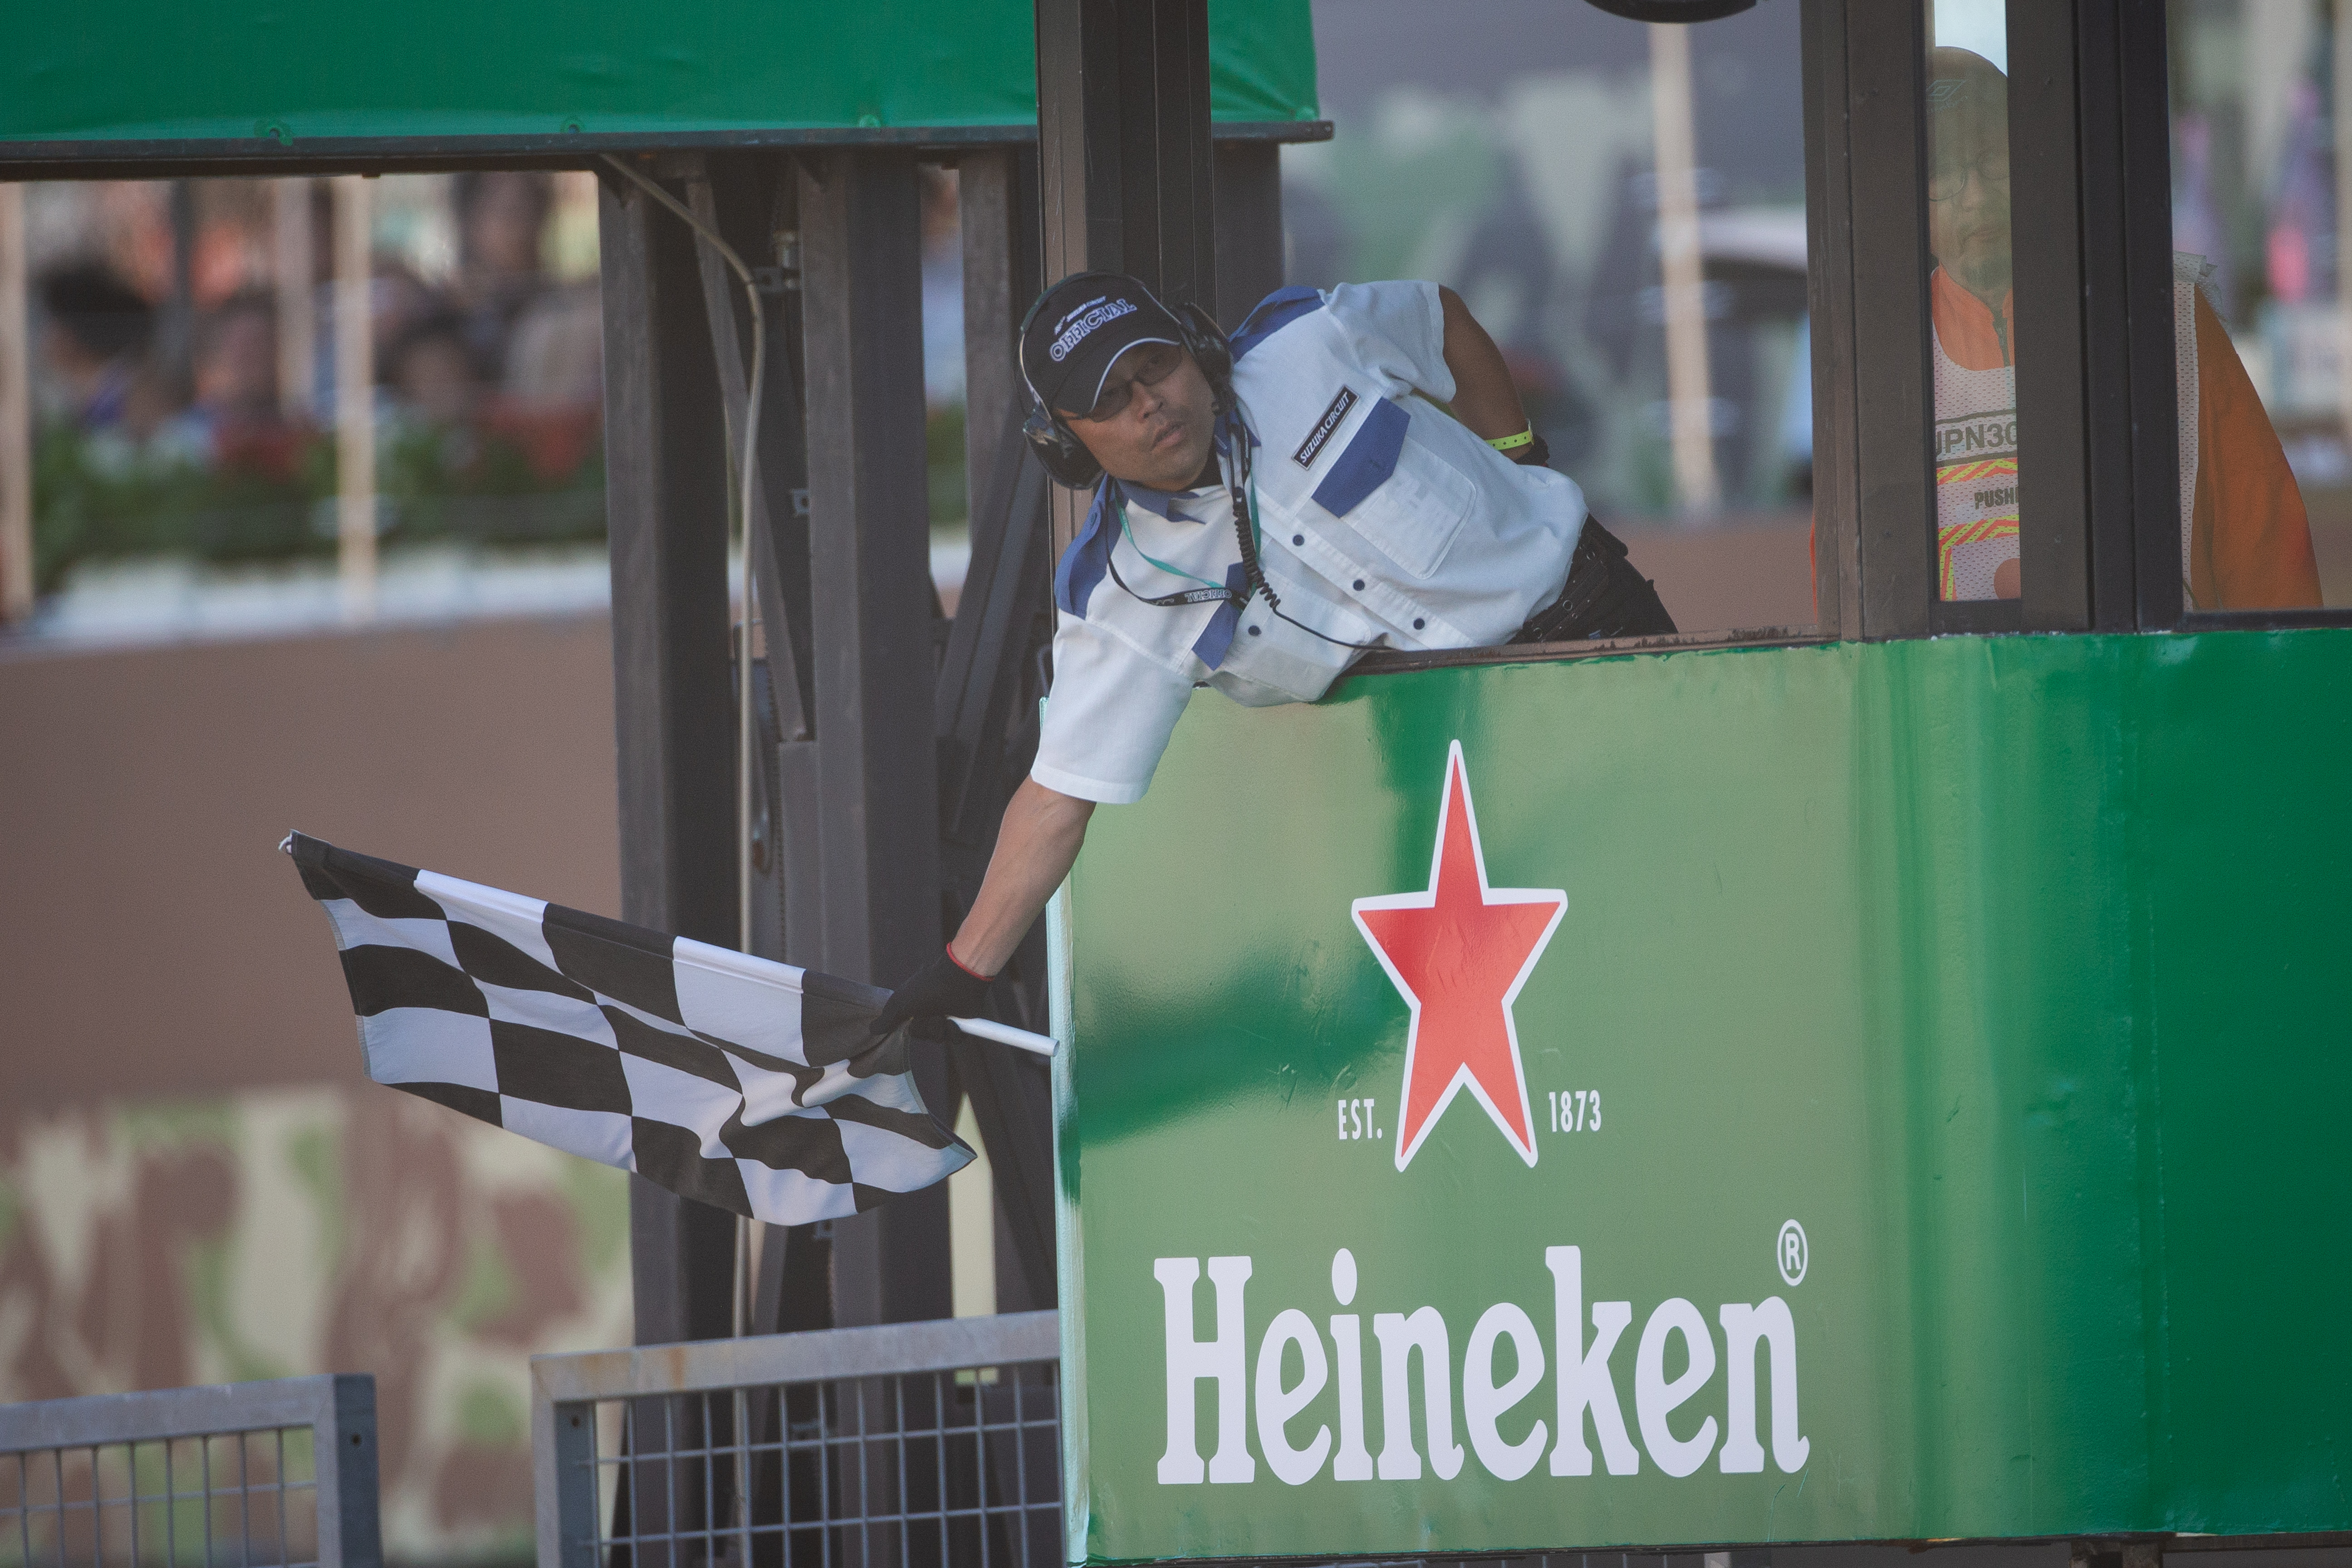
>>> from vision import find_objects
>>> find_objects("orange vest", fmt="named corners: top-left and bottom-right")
top-left (1929, 283), bottom-right (2019, 600)
top-left (1930, 264), bottom-right (2320, 610)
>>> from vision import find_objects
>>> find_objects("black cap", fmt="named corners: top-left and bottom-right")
top-left (1020, 271), bottom-right (1182, 417)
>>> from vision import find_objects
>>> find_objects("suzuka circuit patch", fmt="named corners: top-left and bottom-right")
top-left (1293, 387), bottom-right (1359, 468)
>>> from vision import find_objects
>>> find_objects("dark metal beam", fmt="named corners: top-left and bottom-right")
top-left (1799, 0), bottom-right (1859, 640)
top-left (1034, 0), bottom-right (1220, 552)
top-left (796, 148), bottom-right (952, 1328)
top-left (1841, 0), bottom-right (1936, 639)
top-left (958, 148), bottom-right (1043, 555)
top-left (1034, 0), bottom-right (1217, 310)
top-left (1213, 141), bottom-right (1285, 333)
top-left (599, 170), bottom-right (743, 1351)
top-left (686, 155), bottom-right (816, 740)
top-left (2008, 0), bottom-right (2093, 632)
top-left (2110, 0), bottom-right (2185, 631)
top-left (935, 147), bottom-right (1061, 1314)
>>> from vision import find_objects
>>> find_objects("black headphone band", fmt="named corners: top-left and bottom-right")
top-left (1019, 276), bottom-right (1234, 490)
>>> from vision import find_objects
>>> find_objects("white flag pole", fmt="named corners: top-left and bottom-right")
top-left (949, 1016), bottom-right (1058, 1058)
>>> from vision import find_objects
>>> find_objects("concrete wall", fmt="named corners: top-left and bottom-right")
top-left (0, 613), bottom-right (630, 1563)
top-left (3, 613), bottom-right (620, 1109)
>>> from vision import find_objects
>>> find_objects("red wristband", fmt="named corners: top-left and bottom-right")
top-left (946, 942), bottom-right (995, 983)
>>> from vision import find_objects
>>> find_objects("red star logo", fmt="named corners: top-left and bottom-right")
top-left (1352, 742), bottom-right (1565, 1171)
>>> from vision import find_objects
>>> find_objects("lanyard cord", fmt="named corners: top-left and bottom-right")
top-left (1103, 399), bottom-right (1386, 653)
top-left (1102, 405), bottom-right (1260, 608)
top-left (1108, 499), bottom-right (1234, 606)
top-left (1224, 400), bottom-right (1384, 652)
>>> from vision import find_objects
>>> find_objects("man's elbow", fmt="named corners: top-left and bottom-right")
top-left (1016, 776), bottom-right (1097, 832)
top-left (1050, 789), bottom-right (1098, 839)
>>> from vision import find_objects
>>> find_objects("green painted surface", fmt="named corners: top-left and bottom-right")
top-left (1054, 630), bottom-right (2352, 1562)
top-left (0, 0), bottom-right (1314, 144)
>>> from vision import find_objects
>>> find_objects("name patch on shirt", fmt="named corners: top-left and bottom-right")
top-left (1293, 387), bottom-right (1359, 468)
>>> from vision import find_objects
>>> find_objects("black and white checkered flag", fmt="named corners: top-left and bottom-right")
top-left (284, 832), bottom-right (972, 1225)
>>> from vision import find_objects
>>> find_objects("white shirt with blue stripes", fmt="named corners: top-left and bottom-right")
top-left (1030, 279), bottom-right (1586, 805)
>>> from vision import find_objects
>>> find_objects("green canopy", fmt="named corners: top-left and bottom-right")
top-left (0, 0), bottom-right (1317, 149)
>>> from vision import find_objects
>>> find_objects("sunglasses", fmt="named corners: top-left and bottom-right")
top-left (1063, 342), bottom-right (1186, 424)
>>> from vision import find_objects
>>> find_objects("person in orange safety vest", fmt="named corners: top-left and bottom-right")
top-left (1927, 45), bottom-right (2319, 610)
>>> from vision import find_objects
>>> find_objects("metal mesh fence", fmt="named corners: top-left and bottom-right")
top-left (535, 1312), bottom-right (1061, 1568)
top-left (0, 1429), bottom-right (320, 1568)
top-left (594, 1363), bottom-right (1058, 1568)
top-left (0, 1377), bottom-right (377, 1568)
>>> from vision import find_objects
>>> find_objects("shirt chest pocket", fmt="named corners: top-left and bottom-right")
top-left (1306, 397), bottom-right (1474, 579)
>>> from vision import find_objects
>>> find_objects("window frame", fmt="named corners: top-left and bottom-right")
top-left (1378, 0), bottom-right (2350, 668)
top-left (1813, 0), bottom-right (2351, 640)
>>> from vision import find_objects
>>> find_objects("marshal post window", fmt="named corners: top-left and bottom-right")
top-left (2167, 0), bottom-right (2346, 614)
top-left (1924, 2), bottom-right (2026, 604)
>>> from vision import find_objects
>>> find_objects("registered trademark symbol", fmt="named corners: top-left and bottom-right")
top-left (1777, 1219), bottom-right (1808, 1287)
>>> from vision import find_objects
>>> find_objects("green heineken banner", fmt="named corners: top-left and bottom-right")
top-left (1050, 630), bottom-right (2352, 1563)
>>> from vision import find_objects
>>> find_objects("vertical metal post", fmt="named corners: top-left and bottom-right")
top-left (332, 176), bottom-right (377, 622)
top-left (1033, 0), bottom-right (1220, 551)
top-left (598, 168), bottom-right (741, 1349)
top-left (2340, 0), bottom-right (2352, 509)
top-left (2113, 0), bottom-right (2185, 630)
top-left (1211, 142), bottom-right (1284, 333)
top-left (533, 1389), bottom-right (598, 1568)
top-left (1842, 0), bottom-right (1936, 637)
top-left (274, 179), bottom-right (316, 422)
top-left (2008, 0), bottom-right (2094, 632)
top-left (797, 149), bottom-right (951, 1327)
top-left (160, 180), bottom-right (197, 404)
top-left (1800, 0), bottom-right (1862, 638)
top-left (0, 181), bottom-right (29, 624)
top-left (959, 148), bottom-right (1041, 541)
top-left (320, 1376), bottom-right (382, 1568)
top-left (1652, 20), bottom-right (1723, 516)
top-left (941, 147), bottom-right (1060, 1314)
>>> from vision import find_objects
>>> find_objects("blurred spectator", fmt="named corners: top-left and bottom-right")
top-left (385, 310), bottom-right (481, 428)
top-left (154, 292), bottom-right (296, 473)
top-left (38, 262), bottom-right (154, 433)
top-left (454, 172), bottom-right (552, 382)
top-left (193, 294), bottom-right (279, 425)
top-left (502, 283), bottom-right (603, 408)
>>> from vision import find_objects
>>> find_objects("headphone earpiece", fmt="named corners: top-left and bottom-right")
top-left (1015, 279), bottom-right (1234, 492)
top-left (1023, 400), bottom-right (1105, 489)
top-left (1174, 303), bottom-right (1235, 412)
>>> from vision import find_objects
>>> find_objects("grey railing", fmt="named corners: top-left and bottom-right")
top-left (0, 1374), bottom-right (380, 1568)
top-left (532, 1311), bottom-right (1061, 1568)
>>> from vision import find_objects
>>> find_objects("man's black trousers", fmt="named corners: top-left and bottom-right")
top-left (1509, 518), bottom-right (1676, 643)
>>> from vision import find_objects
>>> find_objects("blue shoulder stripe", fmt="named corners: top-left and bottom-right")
top-left (1053, 479), bottom-right (1118, 617)
top-left (1230, 285), bottom-right (1323, 363)
top-left (1312, 397), bottom-right (1409, 517)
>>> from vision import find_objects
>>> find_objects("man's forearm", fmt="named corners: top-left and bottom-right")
top-left (1437, 285), bottom-right (1530, 441)
top-left (950, 778), bottom-right (1096, 976)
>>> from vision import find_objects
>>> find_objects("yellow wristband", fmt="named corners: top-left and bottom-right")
top-left (1485, 427), bottom-right (1534, 451)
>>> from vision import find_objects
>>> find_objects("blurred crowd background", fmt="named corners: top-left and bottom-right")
top-left (2171, 0), bottom-right (2352, 523)
top-left (8, 7), bottom-right (2351, 1562)
top-left (23, 172), bottom-right (607, 603)
top-left (1287, 0), bottom-right (1810, 523)
top-left (13, 2), bottom-right (2352, 637)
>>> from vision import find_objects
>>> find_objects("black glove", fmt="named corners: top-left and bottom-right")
top-left (870, 946), bottom-right (996, 1037)
top-left (1509, 431), bottom-right (1551, 468)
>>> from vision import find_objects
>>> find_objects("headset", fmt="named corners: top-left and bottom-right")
top-left (1018, 278), bottom-right (1233, 489)
top-left (1019, 277), bottom-right (1383, 654)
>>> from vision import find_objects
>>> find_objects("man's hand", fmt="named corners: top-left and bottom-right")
top-left (870, 946), bottom-right (996, 1038)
